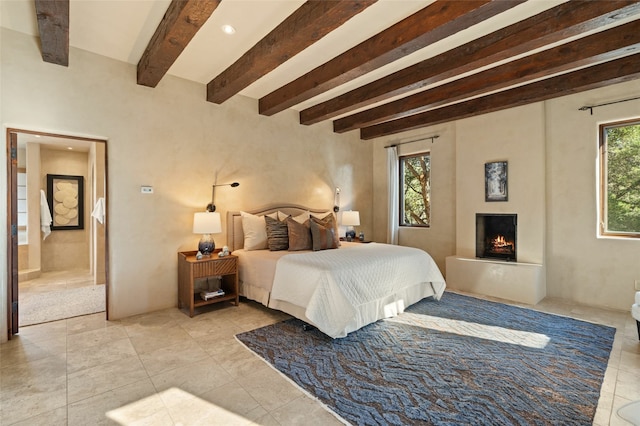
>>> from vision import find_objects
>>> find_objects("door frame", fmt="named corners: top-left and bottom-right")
top-left (6, 128), bottom-right (109, 339)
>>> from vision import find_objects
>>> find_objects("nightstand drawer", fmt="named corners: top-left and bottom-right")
top-left (192, 257), bottom-right (236, 278)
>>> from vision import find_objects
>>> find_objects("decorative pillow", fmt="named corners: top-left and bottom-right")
top-left (310, 218), bottom-right (338, 251)
top-left (241, 211), bottom-right (277, 250)
top-left (265, 215), bottom-right (289, 251)
top-left (287, 217), bottom-right (312, 251)
top-left (310, 213), bottom-right (340, 248)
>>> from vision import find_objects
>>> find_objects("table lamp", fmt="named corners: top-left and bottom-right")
top-left (342, 210), bottom-right (360, 241)
top-left (193, 211), bottom-right (222, 255)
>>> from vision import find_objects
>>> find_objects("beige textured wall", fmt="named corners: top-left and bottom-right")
top-left (545, 80), bottom-right (640, 310)
top-left (40, 148), bottom-right (90, 272)
top-left (0, 28), bottom-right (372, 330)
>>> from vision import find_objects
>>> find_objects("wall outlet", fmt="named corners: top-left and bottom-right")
top-left (140, 186), bottom-right (153, 194)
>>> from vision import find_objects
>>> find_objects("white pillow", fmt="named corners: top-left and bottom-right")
top-left (310, 210), bottom-right (336, 220)
top-left (278, 210), bottom-right (310, 223)
top-left (241, 211), bottom-right (277, 251)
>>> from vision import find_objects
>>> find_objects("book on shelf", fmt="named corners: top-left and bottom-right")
top-left (200, 289), bottom-right (225, 300)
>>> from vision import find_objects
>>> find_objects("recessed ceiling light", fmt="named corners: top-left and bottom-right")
top-left (221, 24), bottom-right (236, 35)
top-left (67, 147), bottom-right (73, 150)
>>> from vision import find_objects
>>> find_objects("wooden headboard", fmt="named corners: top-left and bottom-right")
top-left (227, 203), bottom-right (330, 252)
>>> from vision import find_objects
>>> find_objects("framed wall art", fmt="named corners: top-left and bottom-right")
top-left (485, 161), bottom-right (508, 202)
top-left (47, 174), bottom-right (84, 230)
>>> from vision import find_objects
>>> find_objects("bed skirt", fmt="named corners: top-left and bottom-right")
top-left (239, 281), bottom-right (270, 307)
top-left (268, 281), bottom-right (441, 336)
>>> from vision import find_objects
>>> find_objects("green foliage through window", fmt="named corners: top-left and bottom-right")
top-left (400, 153), bottom-right (430, 227)
top-left (600, 119), bottom-right (640, 236)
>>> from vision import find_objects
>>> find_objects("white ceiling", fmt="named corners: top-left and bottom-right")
top-left (1, 0), bottom-right (577, 112)
top-left (15, 132), bottom-right (93, 152)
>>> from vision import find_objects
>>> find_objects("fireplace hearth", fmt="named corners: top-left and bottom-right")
top-left (476, 213), bottom-right (517, 261)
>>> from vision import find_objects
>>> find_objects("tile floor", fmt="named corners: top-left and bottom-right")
top-left (0, 292), bottom-right (639, 425)
top-left (19, 270), bottom-right (96, 295)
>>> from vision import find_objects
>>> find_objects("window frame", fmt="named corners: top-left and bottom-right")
top-left (398, 151), bottom-right (431, 228)
top-left (598, 117), bottom-right (640, 239)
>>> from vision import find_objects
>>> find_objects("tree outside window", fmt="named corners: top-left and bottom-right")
top-left (400, 152), bottom-right (430, 227)
top-left (599, 118), bottom-right (640, 237)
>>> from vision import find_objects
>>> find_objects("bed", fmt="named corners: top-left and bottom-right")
top-left (227, 204), bottom-right (446, 338)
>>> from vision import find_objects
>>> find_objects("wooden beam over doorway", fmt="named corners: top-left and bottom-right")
top-left (35, 0), bottom-right (70, 66)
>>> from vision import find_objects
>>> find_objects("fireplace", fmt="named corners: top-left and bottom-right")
top-left (476, 213), bottom-right (517, 261)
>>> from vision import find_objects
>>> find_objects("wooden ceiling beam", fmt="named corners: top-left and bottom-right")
top-left (137, 0), bottom-right (221, 88)
top-left (35, 0), bottom-right (69, 66)
top-left (206, 0), bottom-right (378, 104)
top-left (359, 53), bottom-right (640, 140)
top-left (302, 0), bottom-right (640, 126)
top-left (259, 0), bottom-right (524, 116)
top-left (335, 20), bottom-right (640, 133)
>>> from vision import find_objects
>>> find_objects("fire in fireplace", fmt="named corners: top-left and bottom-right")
top-left (476, 213), bottom-right (517, 261)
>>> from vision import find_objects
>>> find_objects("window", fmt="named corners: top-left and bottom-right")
top-left (400, 152), bottom-right (430, 227)
top-left (599, 118), bottom-right (640, 237)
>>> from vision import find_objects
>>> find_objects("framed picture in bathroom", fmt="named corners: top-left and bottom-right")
top-left (47, 174), bottom-right (85, 230)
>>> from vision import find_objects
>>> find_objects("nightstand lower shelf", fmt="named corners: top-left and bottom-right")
top-left (193, 293), bottom-right (237, 308)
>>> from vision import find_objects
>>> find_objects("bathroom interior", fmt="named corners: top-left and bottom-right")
top-left (14, 131), bottom-right (107, 326)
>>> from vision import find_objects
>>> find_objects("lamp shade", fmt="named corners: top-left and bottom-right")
top-left (342, 210), bottom-right (360, 227)
top-left (193, 212), bottom-right (222, 234)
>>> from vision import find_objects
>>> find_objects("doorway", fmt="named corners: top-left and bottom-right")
top-left (6, 128), bottom-right (108, 338)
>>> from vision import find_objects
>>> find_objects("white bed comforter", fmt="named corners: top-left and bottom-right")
top-left (268, 243), bottom-right (446, 338)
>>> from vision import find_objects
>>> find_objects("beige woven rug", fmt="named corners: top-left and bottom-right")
top-left (19, 285), bottom-right (105, 326)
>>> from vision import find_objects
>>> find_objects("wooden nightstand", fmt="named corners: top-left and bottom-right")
top-left (340, 238), bottom-right (372, 243)
top-left (177, 250), bottom-right (239, 317)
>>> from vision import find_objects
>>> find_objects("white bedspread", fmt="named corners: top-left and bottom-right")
top-left (268, 243), bottom-right (446, 338)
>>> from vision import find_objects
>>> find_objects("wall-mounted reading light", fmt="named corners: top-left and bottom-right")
top-left (333, 187), bottom-right (341, 212)
top-left (206, 182), bottom-right (240, 212)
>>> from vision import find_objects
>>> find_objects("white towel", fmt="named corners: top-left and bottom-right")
top-left (40, 189), bottom-right (52, 240)
top-left (91, 197), bottom-right (106, 224)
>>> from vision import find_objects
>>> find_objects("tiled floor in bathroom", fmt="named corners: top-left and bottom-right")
top-left (19, 270), bottom-right (96, 295)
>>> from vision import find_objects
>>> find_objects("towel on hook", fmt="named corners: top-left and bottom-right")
top-left (40, 189), bottom-right (52, 240)
top-left (91, 197), bottom-right (106, 224)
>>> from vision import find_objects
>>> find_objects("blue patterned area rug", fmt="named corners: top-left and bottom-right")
top-left (236, 292), bottom-right (615, 425)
